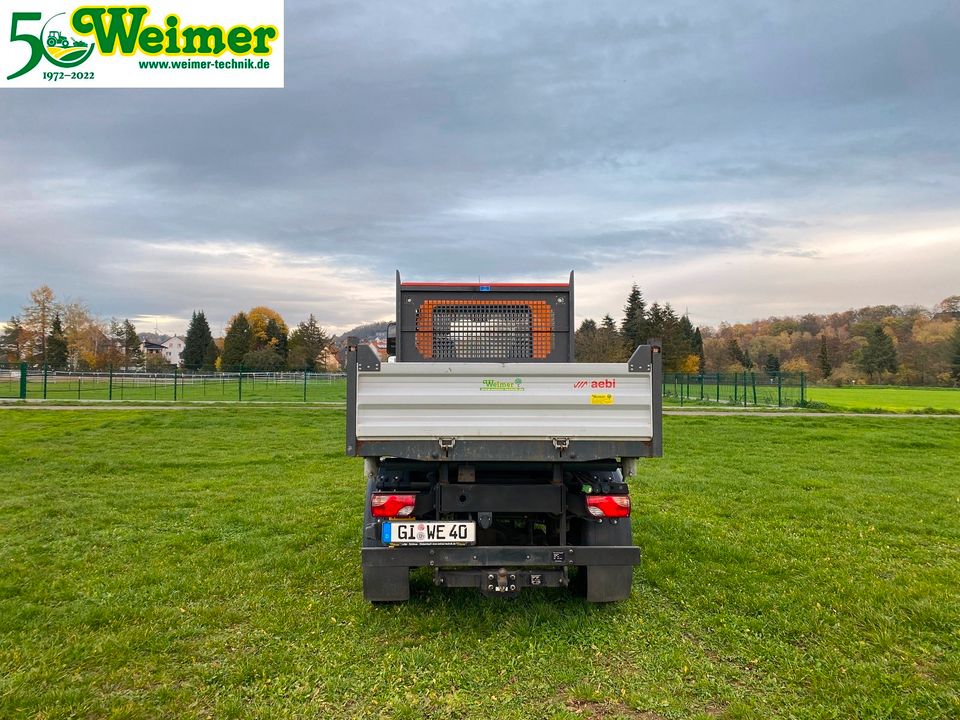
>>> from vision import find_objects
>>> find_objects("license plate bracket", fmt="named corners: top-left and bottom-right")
top-left (382, 521), bottom-right (476, 545)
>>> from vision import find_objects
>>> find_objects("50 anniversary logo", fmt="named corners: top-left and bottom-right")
top-left (2, 2), bottom-right (284, 87)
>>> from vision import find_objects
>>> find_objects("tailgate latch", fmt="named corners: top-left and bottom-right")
top-left (438, 437), bottom-right (456, 455)
top-left (552, 437), bottom-right (570, 451)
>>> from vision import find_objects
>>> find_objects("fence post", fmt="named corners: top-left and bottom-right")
top-left (43, 364), bottom-right (48, 399)
top-left (78, 375), bottom-right (81, 401)
top-left (733, 373), bottom-right (738, 405)
top-left (19, 362), bottom-right (27, 399)
top-left (716, 373), bottom-right (720, 403)
top-left (238, 365), bottom-right (243, 402)
top-left (777, 373), bottom-right (782, 407)
top-left (751, 372), bottom-right (757, 406)
top-left (303, 370), bottom-right (308, 402)
top-left (801, 372), bottom-right (806, 405)
top-left (699, 374), bottom-right (704, 401)
top-left (109, 366), bottom-right (113, 401)
top-left (173, 366), bottom-right (178, 401)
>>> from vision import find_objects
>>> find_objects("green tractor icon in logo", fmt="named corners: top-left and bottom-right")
top-left (41, 14), bottom-right (94, 65)
top-left (46, 30), bottom-right (88, 49)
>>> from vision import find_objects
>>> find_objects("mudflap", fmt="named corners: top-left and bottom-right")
top-left (362, 565), bottom-right (410, 603)
top-left (580, 517), bottom-right (635, 603)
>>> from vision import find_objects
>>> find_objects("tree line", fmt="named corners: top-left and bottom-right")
top-left (575, 287), bottom-right (960, 385)
top-left (211, 307), bottom-right (331, 372)
top-left (5, 283), bottom-right (959, 385)
top-left (575, 284), bottom-right (704, 372)
top-left (1, 286), bottom-right (335, 373)
top-left (1, 286), bottom-right (143, 371)
top-left (700, 296), bottom-right (960, 385)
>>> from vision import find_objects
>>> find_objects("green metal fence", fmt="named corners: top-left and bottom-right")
top-left (20, 367), bottom-right (346, 403)
top-left (663, 371), bottom-right (806, 407)
top-left (0, 362), bottom-right (27, 399)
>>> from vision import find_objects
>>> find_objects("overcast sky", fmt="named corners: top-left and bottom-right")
top-left (2, 0), bottom-right (959, 335)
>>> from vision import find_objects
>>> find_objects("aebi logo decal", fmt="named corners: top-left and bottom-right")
top-left (573, 378), bottom-right (616, 389)
top-left (2, 1), bottom-right (284, 88)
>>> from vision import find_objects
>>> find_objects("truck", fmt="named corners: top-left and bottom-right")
top-left (346, 272), bottom-right (662, 602)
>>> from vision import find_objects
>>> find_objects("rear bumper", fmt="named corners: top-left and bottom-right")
top-left (361, 544), bottom-right (640, 568)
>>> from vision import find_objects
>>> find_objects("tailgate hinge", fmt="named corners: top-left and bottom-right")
top-left (438, 437), bottom-right (456, 458)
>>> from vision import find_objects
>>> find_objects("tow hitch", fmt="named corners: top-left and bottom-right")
top-left (435, 567), bottom-right (568, 596)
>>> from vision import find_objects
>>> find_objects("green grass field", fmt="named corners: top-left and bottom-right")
top-left (1, 409), bottom-right (959, 719)
top-left (806, 386), bottom-right (960, 413)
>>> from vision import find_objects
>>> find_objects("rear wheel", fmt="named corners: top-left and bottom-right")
top-left (362, 476), bottom-right (410, 602)
top-left (578, 516), bottom-right (634, 602)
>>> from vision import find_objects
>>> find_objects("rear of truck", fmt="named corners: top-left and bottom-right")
top-left (346, 272), bottom-right (662, 602)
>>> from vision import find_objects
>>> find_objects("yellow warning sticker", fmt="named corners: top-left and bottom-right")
top-left (590, 393), bottom-right (614, 405)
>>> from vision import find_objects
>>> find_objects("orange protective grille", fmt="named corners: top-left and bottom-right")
top-left (415, 299), bottom-right (553, 360)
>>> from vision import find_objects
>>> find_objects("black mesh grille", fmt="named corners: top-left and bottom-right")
top-left (430, 304), bottom-right (533, 360)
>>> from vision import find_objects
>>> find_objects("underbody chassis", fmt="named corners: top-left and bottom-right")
top-left (360, 459), bottom-right (642, 602)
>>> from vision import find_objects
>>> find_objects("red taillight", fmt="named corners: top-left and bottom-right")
top-left (585, 494), bottom-right (631, 518)
top-left (371, 493), bottom-right (417, 518)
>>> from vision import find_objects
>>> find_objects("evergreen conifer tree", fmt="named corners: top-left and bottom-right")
top-left (574, 318), bottom-right (598, 362)
top-left (287, 315), bottom-right (328, 370)
top-left (183, 311), bottom-right (214, 370)
top-left (693, 327), bottom-right (705, 372)
top-left (47, 313), bottom-right (69, 370)
top-left (221, 312), bottom-right (252, 370)
top-left (202, 339), bottom-right (220, 371)
top-left (2, 316), bottom-right (25, 363)
top-left (598, 315), bottom-right (623, 362)
top-left (857, 326), bottom-right (898, 381)
top-left (620, 284), bottom-right (648, 353)
top-left (818, 335), bottom-right (832, 378)
top-left (265, 318), bottom-right (288, 360)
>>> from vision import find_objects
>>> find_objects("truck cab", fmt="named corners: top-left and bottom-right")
top-left (346, 272), bottom-right (662, 602)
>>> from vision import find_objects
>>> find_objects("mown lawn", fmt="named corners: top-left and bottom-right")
top-left (1, 409), bottom-right (958, 719)
top-left (806, 386), bottom-right (960, 413)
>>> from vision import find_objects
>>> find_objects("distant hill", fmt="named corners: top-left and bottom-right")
top-left (333, 321), bottom-right (390, 343)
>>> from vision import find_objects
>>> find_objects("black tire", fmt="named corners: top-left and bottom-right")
top-left (361, 476), bottom-right (410, 602)
top-left (579, 516), bottom-right (634, 602)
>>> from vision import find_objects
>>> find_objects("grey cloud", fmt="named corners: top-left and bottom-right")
top-left (2, 0), bottom-right (959, 330)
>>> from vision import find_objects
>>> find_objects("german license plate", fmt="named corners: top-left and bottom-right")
top-left (382, 521), bottom-right (476, 545)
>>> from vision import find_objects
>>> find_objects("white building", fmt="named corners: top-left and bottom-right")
top-left (161, 336), bottom-right (186, 365)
